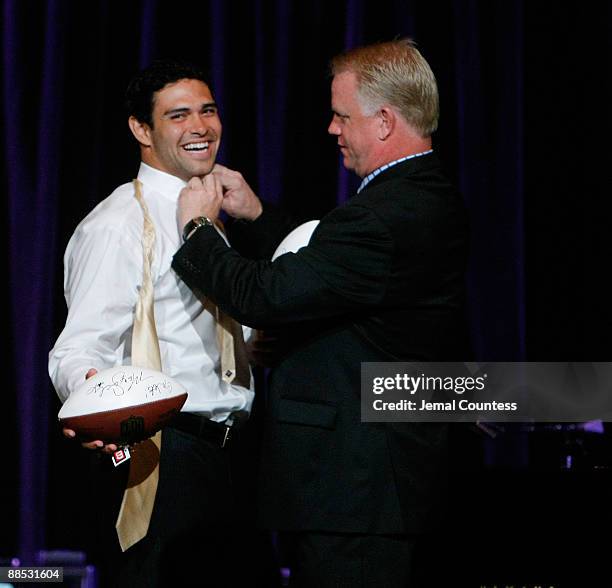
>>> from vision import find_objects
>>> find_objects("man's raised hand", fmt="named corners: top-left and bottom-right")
top-left (177, 175), bottom-right (224, 232)
top-left (213, 164), bottom-right (263, 221)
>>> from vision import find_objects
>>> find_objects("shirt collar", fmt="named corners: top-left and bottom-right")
top-left (357, 149), bottom-right (434, 194)
top-left (137, 162), bottom-right (187, 200)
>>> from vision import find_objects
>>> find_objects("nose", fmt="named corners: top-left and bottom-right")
top-left (189, 113), bottom-right (208, 136)
top-left (328, 116), bottom-right (340, 136)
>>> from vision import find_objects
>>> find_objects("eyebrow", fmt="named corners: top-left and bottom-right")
top-left (162, 102), bottom-right (218, 117)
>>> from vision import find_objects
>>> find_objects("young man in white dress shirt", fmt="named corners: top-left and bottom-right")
top-left (49, 60), bottom-right (268, 587)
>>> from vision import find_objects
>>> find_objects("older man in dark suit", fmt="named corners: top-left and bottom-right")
top-left (172, 39), bottom-right (469, 587)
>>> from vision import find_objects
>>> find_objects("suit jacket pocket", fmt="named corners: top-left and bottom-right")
top-left (278, 398), bottom-right (338, 429)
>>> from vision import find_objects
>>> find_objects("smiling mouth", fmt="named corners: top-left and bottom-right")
top-left (183, 141), bottom-right (210, 152)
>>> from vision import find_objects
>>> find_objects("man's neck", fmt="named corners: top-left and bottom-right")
top-left (357, 148), bottom-right (433, 194)
top-left (365, 135), bottom-right (432, 177)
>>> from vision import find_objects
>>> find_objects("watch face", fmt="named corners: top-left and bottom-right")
top-left (183, 217), bottom-right (212, 241)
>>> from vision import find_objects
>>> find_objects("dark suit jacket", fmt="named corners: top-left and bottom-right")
top-left (172, 153), bottom-right (469, 534)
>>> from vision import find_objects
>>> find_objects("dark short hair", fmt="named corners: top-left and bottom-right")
top-left (125, 58), bottom-right (209, 127)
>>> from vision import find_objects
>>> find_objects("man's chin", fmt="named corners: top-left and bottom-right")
top-left (341, 153), bottom-right (358, 172)
top-left (183, 162), bottom-right (216, 179)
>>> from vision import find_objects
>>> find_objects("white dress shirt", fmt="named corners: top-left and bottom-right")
top-left (49, 163), bottom-right (253, 421)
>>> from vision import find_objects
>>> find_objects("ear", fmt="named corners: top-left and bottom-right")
top-left (128, 116), bottom-right (153, 147)
top-left (377, 107), bottom-right (395, 141)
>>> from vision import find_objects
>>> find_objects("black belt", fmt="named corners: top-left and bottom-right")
top-left (169, 412), bottom-right (235, 448)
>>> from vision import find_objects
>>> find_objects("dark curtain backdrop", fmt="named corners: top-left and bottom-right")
top-left (2, 0), bottom-right (610, 574)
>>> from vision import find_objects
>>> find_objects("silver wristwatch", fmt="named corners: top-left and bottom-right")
top-left (182, 216), bottom-right (214, 242)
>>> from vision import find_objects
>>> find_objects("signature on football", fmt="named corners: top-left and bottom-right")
top-left (86, 370), bottom-right (172, 399)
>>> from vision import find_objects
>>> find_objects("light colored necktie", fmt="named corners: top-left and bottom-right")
top-left (115, 179), bottom-right (163, 552)
top-left (214, 220), bottom-right (251, 389)
top-left (216, 304), bottom-right (251, 388)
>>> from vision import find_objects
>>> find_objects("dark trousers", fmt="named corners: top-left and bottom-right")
top-left (280, 531), bottom-right (417, 588)
top-left (90, 425), bottom-right (280, 588)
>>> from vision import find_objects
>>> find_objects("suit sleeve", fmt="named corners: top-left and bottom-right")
top-left (172, 204), bottom-right (393, 329)
top-left (226, 200), bottom-right (300, 259)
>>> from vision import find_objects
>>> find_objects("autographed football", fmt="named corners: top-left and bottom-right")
top-left (272, 220), bottom-right (320, 261)
top-left (58, 366), bottom-right (188, 444)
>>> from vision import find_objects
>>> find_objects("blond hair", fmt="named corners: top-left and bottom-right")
top-left (331, 39), bottom-right (439, 137)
